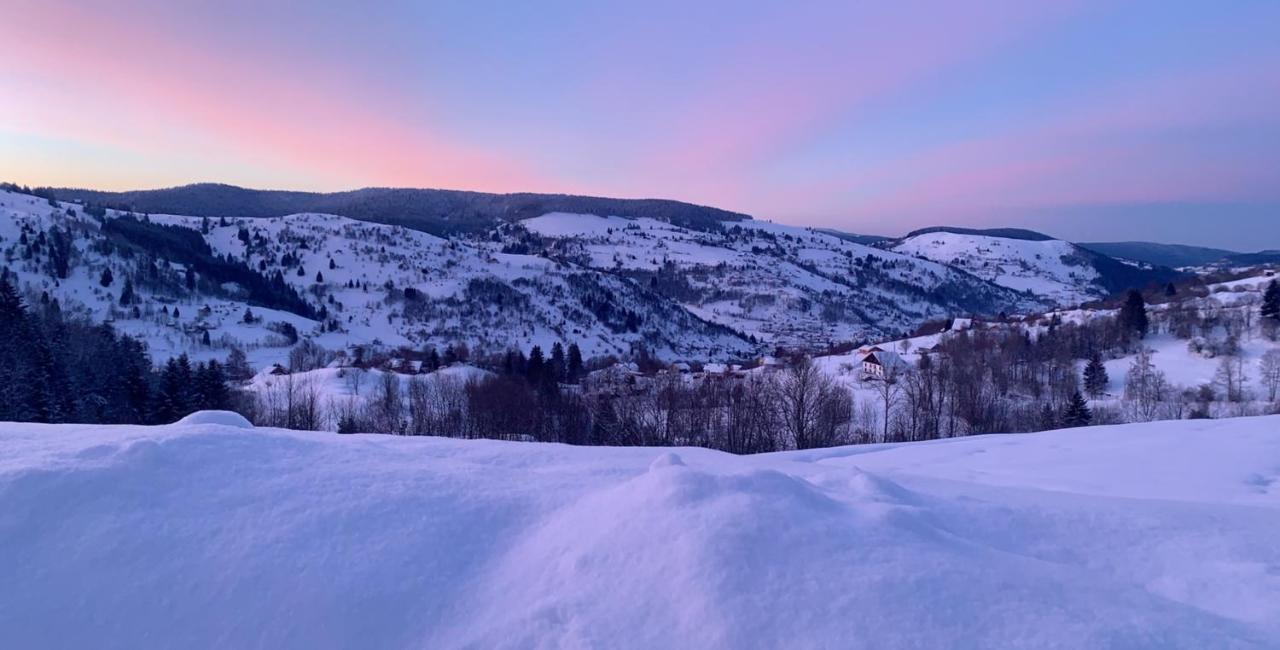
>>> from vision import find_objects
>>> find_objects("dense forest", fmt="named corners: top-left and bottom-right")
top-left (0, 273), bottom-right (231, 425)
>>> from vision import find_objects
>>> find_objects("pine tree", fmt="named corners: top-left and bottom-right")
top-left (329, 258), bottom-right (336, 270)
top-left (315, 271), bottom-right (324, 283)
top-left (549, 342), bottom-right (566, 383)
top-left (1062, 391), bottom-right (1092, 428)
top-left (185, 267), bottom-right (196, 291)
top-left (1083, 354), bottom-right (1109, 398)
top-left (567, 343), bottom-right (584, 384)
top-left (119, 278), bottom-right (135, 306)
top-left (1263, 280), bottom-right (1280, 322)
top-left (1119, 290), bottom-right (1149, 338)
top-left (201, 329), bottom-right (211, 346)
top-left (526, 345), bottom-right (545, 384)
top-left (99, 267), bottom-right (114, 287)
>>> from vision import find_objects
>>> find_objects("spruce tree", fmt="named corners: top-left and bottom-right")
top-left (1083, 354), bottom-right (1109, 398)
top-left (567, 343), bottom-right (584, 384)
top-left (1119, 290), bottom-right (1149, 338)
top-left (1263, 280), bottom-right (1280, 322)
top-left (315, 271), bottom-right (324, 283)
top-left (99, 267), bottom-right (114, 287)
top-left (549, 342), bottom-right (566, 383)
top-left (119, 278), bottom-right (135, 306)
top-left (526, 345), bottom-right (545, 384)
top-left (1062, 391), bottom-right (1092, 428)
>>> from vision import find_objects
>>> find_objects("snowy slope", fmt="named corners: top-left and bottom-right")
top-left (893, 230), bottom-right (1105, 305)
top-left (0, 189), bottom-right (752, 366)
top-left (1, 415), bottom-right (1277, 648)
top-left (522, 213), bottom-right (1043, 347)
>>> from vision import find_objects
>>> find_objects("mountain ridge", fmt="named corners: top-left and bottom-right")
top-left (43, 182), bottom-right (753, 236)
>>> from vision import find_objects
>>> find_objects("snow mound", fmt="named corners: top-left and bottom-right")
top-left (1, 417), bottom-right (1278, 648)
top-left (173, 410), bottom-right (254, 429)
top-left (648, 451), bottom-right (686, 470)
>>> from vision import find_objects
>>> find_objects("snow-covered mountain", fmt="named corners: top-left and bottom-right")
top-left (0, 188), bottom-right (1043, 367)
top-left (890, 227), bottom-right (1182, 306)
top-left (3, 413), bottom-right (1277, 647)
top-left (0, 189), bottom-right (752, 367)
top-left (518, 213), bottom-right (1042, 347)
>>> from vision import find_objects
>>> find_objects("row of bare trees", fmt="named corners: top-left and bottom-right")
top-left (235, 358), bottom-right (862, 453)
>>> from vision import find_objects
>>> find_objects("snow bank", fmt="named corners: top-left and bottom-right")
top-left (1, 417), bottom-right (1278, 648)
top-left (173, 410), bottom-right (254, 429)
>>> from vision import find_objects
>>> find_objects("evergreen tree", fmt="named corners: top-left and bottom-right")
top-left (201, 329), bottom-right (212, 346)
top-left (119, 278), bottom-right (135, 306)
top-left (99, 267), bottom-right (114, 287)
top-left (1164, 282), bottom-right (1177, 297)
top-left (1118, 290), bottom-right (1149, 339)
top-left (443, 345), bottom-right (458, 366)
top-left (566, 343), bottom-right (584, 384)
top-left (549, 342), bottom-right (566, 383)
top-left (526, 345), bottom-right (545, 384)
top-left (195, 360), bottom-right (229, 410)
top-left (328, 258), bottom-right (336, 270)
top-left (155, 355), bottom-right (195, 422)
top-left (315, 271), bottom-right (324, 283)
top-left (424, 346), bottom-right (440, 372)
top-left (1062, 391), bottom-right (1092, 428)
top-left (185, 267), bottom-right (196, 291)
top-left (1083, 354), bottom-right (1109, 398)
top-left (1263, 280), bottom-right (1280, 322)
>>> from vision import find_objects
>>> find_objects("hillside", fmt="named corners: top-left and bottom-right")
top-left (1, 413), bottom-right (1276, 648)
top-left (892, 229), bottom-right (1183, 305)
top-left (0, 188), bottom-right (1043, 367)
top-left (46, 183), bottom-right (752, 235)
top-left (1081, 241), bottom-right (1239, 268)
top-left (520, 213), bottom-right (1042, 346)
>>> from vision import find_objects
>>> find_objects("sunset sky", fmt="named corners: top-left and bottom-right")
top-left (2, 0), bottom-right (1278, 248)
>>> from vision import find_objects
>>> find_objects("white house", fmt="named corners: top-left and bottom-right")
top-left (860, 350), bottom-right (905, 379)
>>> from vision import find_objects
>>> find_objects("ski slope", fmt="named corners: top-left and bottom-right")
top-left (2, 415), bottom-right (1277, 648)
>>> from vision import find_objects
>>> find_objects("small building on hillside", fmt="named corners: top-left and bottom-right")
top-left (860, 350), bottom-right (905, 379)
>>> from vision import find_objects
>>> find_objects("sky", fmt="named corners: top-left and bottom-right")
top-left (1, 0), bottom-right (1278, 250)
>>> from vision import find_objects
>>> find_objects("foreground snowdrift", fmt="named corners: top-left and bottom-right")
top-left (2, 416), bottom-right (1278, 648)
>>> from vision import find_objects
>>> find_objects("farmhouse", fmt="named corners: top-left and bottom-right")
top-left (860, 350), bottom-right (905, 379)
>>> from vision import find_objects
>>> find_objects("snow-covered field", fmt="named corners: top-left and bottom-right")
top-left (2, 414), bottom-right (1278, 648)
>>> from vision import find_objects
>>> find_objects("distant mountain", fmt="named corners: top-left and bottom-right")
top-left (1079, 241), bottom-right (1238, 268)
top-left (903, 226), bottom-right (1056, 242)
top-left (1221, 250), bottom-right (1280, 266)
top-left (45, 183), bottom-right (751, 236)
top-left (891, 228), bottom-right (1183, 305)
top-left (814, 228), bottom-right (891, 246)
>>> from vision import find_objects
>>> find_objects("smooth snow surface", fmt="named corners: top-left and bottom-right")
top-left (2, 417), bottom-right (1279, 648)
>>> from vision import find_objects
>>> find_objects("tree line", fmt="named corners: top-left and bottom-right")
top-left (0, 273), bottom-right (230, 425)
